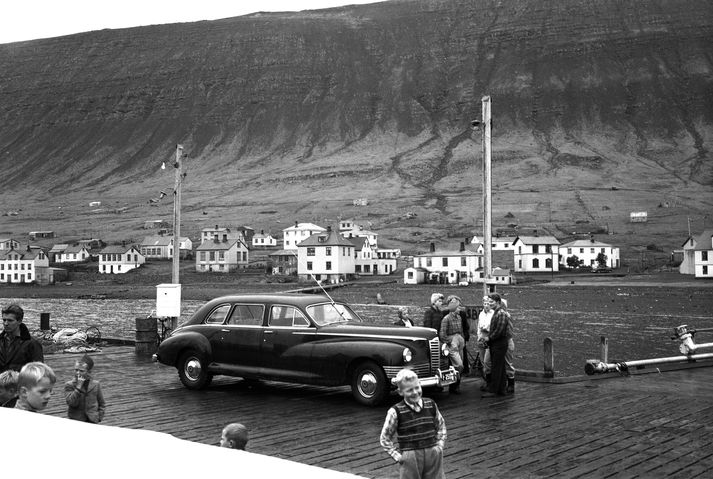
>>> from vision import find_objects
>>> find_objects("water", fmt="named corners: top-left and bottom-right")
top-left (8, 298), bottom-right (713, 377)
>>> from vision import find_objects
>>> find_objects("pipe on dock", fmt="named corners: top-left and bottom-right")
top-left (585, 352), bottom-right (713, 375)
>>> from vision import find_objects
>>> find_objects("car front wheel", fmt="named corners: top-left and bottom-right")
top-left (351, 361), bottom-right (388, 406)
top-left (177, 350), bottom-right (213, 390)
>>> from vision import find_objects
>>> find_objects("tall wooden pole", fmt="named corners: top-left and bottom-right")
top-left (172, 144), bottom-right (183, 285)
top-left (482, 96), bottom-right (493, 296)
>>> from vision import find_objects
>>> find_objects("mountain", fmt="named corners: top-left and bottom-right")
top-left (1, 0), bottom-right (712, 261)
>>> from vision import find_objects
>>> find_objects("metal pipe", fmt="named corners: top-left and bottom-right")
top-left (585, 352), bottom-right (713, 375)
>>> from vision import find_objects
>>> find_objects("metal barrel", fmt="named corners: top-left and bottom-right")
top-left (135, 317), bottom-right (158, 355)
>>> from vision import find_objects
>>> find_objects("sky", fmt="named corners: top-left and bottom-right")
top-left (0, 0), bottom-right (384, 44)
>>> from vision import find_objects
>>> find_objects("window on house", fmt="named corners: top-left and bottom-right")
top-left (242, 252), bottom-right (247, 261)
top-left (533, 258), bottom-right (539, 268)
top-left (518, 247), bottom-right (522, 254)
top-left (355, 265), bottom-right (362, 273)
top-left (326, 247), bottom-right (331, 256)
top-left (408, 271), bottom-right (414, 279)
top-left (307, 247), bottom-right (315, 256)
top-left (591, 248), bottom-right (595, 253)
top-left (209, 252), bottom-right (215, 261)
top-left (533, 245), bottom-right (539, 254)
top-left (307, 262), bottom-right (312, 271)
top-left (426, 258), bottom-right (432, 267)
top-left (545, 258), bottom-right (552, 269)
top-left (601, 248), bottom-right (605, 253)
top-left (567, 248), bottom-right (572, 254)
top-left (218, 252), bottom-right (224, 261)
top-left (461, 257), bottom-right (466, 266)
top-left (702, 251), bottom-right (708, 261)
top-left (326, 261), bottom-right (332, 270)
top-left (364, 265), bottom-right (370, 273)
top-left (580, 248), bottom-right (584, 253)
top-left (442, 258), bottom-right (448, 267)
top-left (545, 245), bottom-right (552, 253)
top-left (703, 265), bottom-right (708, 275)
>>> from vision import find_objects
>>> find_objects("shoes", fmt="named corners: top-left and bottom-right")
top-left (506, 377), bottom-right (515, 395)
top-left (480, 373), bottom-right (491, 392)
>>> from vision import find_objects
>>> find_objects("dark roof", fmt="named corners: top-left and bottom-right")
top-left (100, 245), bottom-right (138, 254)
top-left (299, 229), bottom-right (354, 247)
top-left (196, 239), bottom-right (239, 251)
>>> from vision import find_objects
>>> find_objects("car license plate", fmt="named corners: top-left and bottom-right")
top-left (438, 369), bottom-right (457, 384)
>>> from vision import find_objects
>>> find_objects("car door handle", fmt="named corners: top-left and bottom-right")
top-left (264, 330), bottom-right (274, 334)
top-left (221, 329), bottom-right (230, 332)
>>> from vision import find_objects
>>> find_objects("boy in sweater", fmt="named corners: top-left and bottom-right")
top-left (64, 354), bottom-right (106, 423)
top-left (380, 369), bottom-right (447, 479)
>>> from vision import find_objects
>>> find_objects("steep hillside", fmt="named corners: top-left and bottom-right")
top-left (0, 0), bottom-right (712, 261)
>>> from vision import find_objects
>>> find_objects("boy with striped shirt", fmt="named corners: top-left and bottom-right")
top-left (380, 369), bottom-right (447, 479)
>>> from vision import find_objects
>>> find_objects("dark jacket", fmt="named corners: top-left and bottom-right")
top-left (0, 323), bottom-right (44, 372)
top-left (65, 378), bottom-right (106, 423)
top-left (423, 306), bottom-right (446, 332)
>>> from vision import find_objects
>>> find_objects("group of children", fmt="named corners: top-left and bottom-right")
top-left (0, 355), bottom-right (104, 420)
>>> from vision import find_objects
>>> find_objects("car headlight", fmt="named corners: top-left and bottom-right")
top-left (403, 348), bottom-right (413, 363)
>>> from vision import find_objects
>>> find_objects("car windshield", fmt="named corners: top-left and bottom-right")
top-left (306, 302), bottom-right (362, 326)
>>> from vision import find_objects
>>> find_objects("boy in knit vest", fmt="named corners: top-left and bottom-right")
top-left (380, 369), bottom-right (447, 479)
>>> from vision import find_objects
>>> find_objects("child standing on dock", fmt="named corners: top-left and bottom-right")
top-left (64, 354), bottom-right (106, 423)
top-left (14, 362), bottom-right (56, 412)
top-left (380, 369), bottom-right (446, 479)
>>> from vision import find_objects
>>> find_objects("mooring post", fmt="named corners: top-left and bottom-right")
top-left (600, 336), bottom-right (609, 363)
top-left (544, 337), bottom-right (554, 376)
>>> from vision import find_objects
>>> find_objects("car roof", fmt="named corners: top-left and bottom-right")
top-left (204, 293), bottom-right (333, 308)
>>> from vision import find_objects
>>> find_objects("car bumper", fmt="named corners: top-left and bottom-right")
top-left (418, 367), bottom-right (460, 387)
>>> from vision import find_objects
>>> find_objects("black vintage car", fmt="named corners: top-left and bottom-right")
top-left (153, 293), bottom-right (458, 406)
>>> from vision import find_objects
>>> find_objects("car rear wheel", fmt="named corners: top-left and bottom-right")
top-left (177, 350), bottom-right (213, 390)
top-left (351, 361), bottom-right (388, 406)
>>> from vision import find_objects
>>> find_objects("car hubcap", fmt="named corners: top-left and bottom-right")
top-left (358, 371), bottom-right (378, 397)
top-left (185, 358), bottom-right (202, 381)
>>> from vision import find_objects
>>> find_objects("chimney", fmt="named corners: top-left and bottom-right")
top-left (465, 237), bottom-right (470, 245)
top-left (533, 229), bottom-right (538, 237)
top-left (295, 221), bottom-right (299, 228)
top-left (590, 235), bottom-right (595, 243)
top-left (215, 224), bottom-right (218, 230)
top-left (327, 225), bottom-right (332, 232)
top-left (429, 242), bottom-right (435, 253)
top-left (260, 229), bottom-right (264, 234)
top-left (460, 242), bottom-right (465, 252)
top-left (26, 245), bottom-right (31, 252)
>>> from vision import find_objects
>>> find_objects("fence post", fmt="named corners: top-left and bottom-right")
top-left (544, 337), bottom-right (554, 377)
top-left (600, 336), bottom-right (609, 363)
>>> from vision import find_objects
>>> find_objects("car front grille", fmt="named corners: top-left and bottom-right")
top-left (430, 337), bottom-right (441, 373)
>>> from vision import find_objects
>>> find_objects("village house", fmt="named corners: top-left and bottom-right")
top-left (252, 230), bottom-right (277, 248)
top-left (56, 244), bottom-right (91, 263)
top-left (491, 267), bottom-right (514, 285)
top-left (0, 246), bottom-right (49, 284)
top-left (269, 249), bottom-right (298, 276)
top-left (350, 237), bottom-right (399, 275)
top-left (680, 229), bottom-right (713, 276)
top-left (560, 238), bottom-right (620, 269)
top-left (297, 227), bottom-right (355, 283)
top-left (28, 230), bottom-right (54, 240)
top-left (340, 224), bottom-right (379, 247)
top-left (682, 230), bottom-right (713, 278)
top-left (48, 244), bottom-right (69, 262)
top-left (408, 242), bottom-right (482, 285)
top-left (140, 235), bottom-right (193, 259)
top-left (0, 238), bottom-right (20, 250)
top-left (195, 236), bottom-right (249, 272)
top-left (470, 235), bottom-right (517, 250)
top-left (98, 245), bottom-right (145, 274)
top-left (512, 235), bottom-right (561, 273)
top-left (283, 222), bottom-right (326, 250)
top-left (201, 225), bottom-right (242, 244)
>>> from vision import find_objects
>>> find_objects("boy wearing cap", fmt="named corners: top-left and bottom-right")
top-left (380, 369), bottom-right (446, 479)
top-left (64, 354), bottom-right (106, 423)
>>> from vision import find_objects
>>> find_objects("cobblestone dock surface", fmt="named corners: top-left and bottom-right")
top-left (40, 347), bottom-right (713, 478)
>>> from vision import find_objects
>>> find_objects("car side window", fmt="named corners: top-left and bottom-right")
top-left (269, 305), bottom-right (310, 328)
top-left (227, 304), bottom-right (265, 326)
top-left (204, 304), bottom-right (231, 324)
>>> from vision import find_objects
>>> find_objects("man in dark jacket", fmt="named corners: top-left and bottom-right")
top-left (423, 293), bottom-right (446, 331)
top-left (1, 304), bottom-right (44, 373)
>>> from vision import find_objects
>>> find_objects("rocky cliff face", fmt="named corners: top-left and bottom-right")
top-left (0, 0), bottom-right (712, 253)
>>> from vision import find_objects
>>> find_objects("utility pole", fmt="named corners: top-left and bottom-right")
top-left (172, 144), bottom-right (183, 285)
top-left (481, 96), bottom-right (493, 296)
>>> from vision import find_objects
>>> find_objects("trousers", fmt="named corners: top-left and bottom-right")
top-left (399, 446), bottom-right (445, 479)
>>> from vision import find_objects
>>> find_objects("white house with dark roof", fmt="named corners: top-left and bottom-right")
top-left (98, 245), bottom-right (144, 274)
top-left (512, 235), bottom-right (561, 273)
top-left (252, 230), bottom-right (277, 248)
top-left (470, 235), bottom-right (517, 251)
top-left (686, 230), bottom-right (713, 278)
top-left (680, 229), bottom-right (713, 276)
top-left (57, 244), bottom-right (91, 263)
top-left (411, 242), bottom-right (482, 284)
top-left (283, 222), bottom-right (326, 250)
top-left (340, 225), bottom-right (378, 247)
top-left (560, 238), bottom-right (620, 269)
top-left (49, 244), bottom-right (69, 262)
top-left (0, 246), bottom-right (49, 283)
top-left (196, 237), bottom-right (249, 272)
top-left (297, 227), bottom-right (355, 283)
